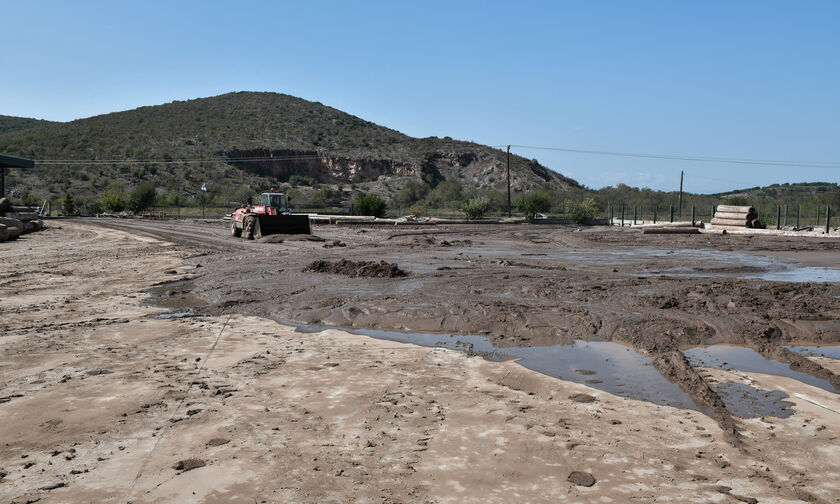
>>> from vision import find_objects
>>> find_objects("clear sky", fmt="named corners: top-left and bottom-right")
top-left (2, 0), bottom-right (839, 193)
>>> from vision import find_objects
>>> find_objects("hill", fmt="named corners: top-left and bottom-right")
top-left (0, 115), bottom-right (56, 134)
top-left (714, 182), bottom-right (839, 201)
top-left (0, 92), bottom-right (579, 206)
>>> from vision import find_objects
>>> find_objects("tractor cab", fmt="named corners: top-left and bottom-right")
top-left (247, 192), bottom-right (291, 216)
top-left (259, 192), bottom-right (289, 211)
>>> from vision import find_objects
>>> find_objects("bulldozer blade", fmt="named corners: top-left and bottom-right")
top-left (254, 214), bottom-right (311, 237)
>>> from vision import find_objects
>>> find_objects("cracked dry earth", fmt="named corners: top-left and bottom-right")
top-left (1, 221), bottom-right (839, 503)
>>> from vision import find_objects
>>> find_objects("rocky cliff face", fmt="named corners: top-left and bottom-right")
top-left (224, 148), bottom-right (417, 183)
top-left (223, 148), bottom-right (577, 193)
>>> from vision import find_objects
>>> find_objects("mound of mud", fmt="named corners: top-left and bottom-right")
top-left (305, 259), bottom-right (408, 278)
top-left (257, 234), bottom-right (325, 244)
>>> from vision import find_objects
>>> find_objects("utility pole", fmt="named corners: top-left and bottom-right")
top-left (506, 145), bottom-right (511, 217)
top-left (678, 170), bottom-right (684, 218)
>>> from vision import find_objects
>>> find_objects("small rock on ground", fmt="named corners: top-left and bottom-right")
top-left (569, 393), bottom-right (596, 403)
top-left (172, 458), bottom-right (206, 472)
top-left (568, 471), bottom-right (596, 487)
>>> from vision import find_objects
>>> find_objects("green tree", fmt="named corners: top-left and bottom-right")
top-left (61, 192), bottom-right (78, 216)
top-left (564, 197), bottom-right (599, 223)
top-left (460, 196), bottom-right (490, 219)
top-left (289, 175), bottom-right (316, 187)
top-left (128, 182), bottom-right (157, 213)
top-left (425, 179), bottom-right (463, 208)
top-left (195, 192), bottom-right (212, 207)
top-left (81, 198), bottom-right (101, 215)
top-left (232, 186), bottom-right (256, 206)
top-left (161, 190), bottom-right (183, 207)
top-left (514, 191), bottom-right (551, 220)
top-left (355, 193), bottom-right (386, 217)
top-left (310, 186), bottom-right (342, 208)
top-left (101, 183), bottom-right (127, 212)
top-left (20, 191), bottom-right (39, 207)
top-left (394, 180), bottom-right (429, 208)
top-left (285, 188), bottom-right (303, 208)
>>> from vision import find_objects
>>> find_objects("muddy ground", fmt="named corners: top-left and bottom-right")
top-left (1, 219), bottom-right (839, 503)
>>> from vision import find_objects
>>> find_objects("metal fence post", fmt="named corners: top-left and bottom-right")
top-left (826, 205), bottom-right (831, 234)
top-left (784, 204), bottom-right (788, 227)
top-left (776, 205), bottom-right (781, 230)
top-left (797, 205), bottom-right (801, 228)
top-left (691, 205), bottom-right (695, 227)
top-left (669, 204), bottom-right (674, 223)
top-left (816, 206), bottom-right (820, 226)
top-left (653, 206), bottom-right (657, 224)
top-left (621, 205), bottom-right (625, 227)
top-left (609, 203), bottom-right (613, 225)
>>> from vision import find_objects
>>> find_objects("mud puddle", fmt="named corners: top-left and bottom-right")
top-left (684, 345), bottom-right (838, 392)
top-left (637, 250), bottom-right (840, 282)
top-left (458, 245), bottom-right (840, 282)
top-left (784, 345), bottom-right (840, 359)
top-left (152, 311), bottom-right (194, 319)
top-left (280, 321), bottom-right (700, 410)
top-left (143, 279), bottom-right (207, 312)
top-left (714, 382), bottom-right (795, 418)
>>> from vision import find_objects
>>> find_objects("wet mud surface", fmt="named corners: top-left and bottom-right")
top-left (150, 222), bottom-right (840, 432)
top-left (5, 219), bottom-right (840, 503)
top-left (284, 324), bottom-right (701, 411)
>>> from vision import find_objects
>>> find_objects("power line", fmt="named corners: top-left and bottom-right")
top-left (34, 154), bottom-right (329, 166)
top-left (506, 144), bottom-right (840, 169)
top-left (28, 145), bottom-right (840, 170)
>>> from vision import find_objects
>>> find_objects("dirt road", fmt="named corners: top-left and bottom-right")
top-left (1, 220), bottom-right (839, 503)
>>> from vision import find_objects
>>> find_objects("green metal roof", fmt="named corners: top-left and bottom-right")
top-left (0, 153), bottom-right (34, 169)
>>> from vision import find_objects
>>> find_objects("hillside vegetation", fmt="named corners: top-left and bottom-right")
top-left (0, 92), bottom-right (578, 210)
top-left (0, 115), bottom-right (56, 134)
top-left (1, 92), bottom-right (836, 221)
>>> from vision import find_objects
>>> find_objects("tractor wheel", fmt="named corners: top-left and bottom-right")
top-left (243, 215), bottom-right (255, 240)
top-left (230, 220), bottom-right (242, 237)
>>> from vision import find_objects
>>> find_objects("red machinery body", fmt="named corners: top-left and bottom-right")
top-left (230, 192), bottom-right (311, 239)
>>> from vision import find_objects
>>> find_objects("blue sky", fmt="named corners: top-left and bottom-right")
top-left (2, 0), bottom-right (839, 193)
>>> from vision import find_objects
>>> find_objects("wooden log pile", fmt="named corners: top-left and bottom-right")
top-left (710, 205), bottom-right (765, 229)
top-left (641, 221), bottom-right (702, 235)
top-left (0, 197), bottom-right (45, 243)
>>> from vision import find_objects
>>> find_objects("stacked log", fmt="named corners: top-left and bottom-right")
top-left (642, 226), bottom-right (700, 235)
top-left (710, 205), bottom-right (765, 229)
top-left (0, 197), bottom-right (44, 242)
top-left (641, 221), bottom-right (702, 235)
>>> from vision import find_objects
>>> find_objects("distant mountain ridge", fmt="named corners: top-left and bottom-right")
top-left (0, 115), bottom-right (56, 135)
top-left (714, 182), bottom-right (838, 200)
top-left (0, 92), bottom-right (579, 200)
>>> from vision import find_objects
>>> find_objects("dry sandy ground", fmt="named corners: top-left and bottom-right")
top-left (1, 221), bottom-right (839, 503)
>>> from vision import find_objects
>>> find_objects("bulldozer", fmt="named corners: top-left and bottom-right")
top-left (230, 192), bottom-right (311, 239)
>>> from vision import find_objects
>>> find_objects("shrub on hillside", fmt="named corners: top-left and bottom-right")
top-left (394, 180), bottom-right (429, 208)
top-left (460, 196), bottom-right (490, 219)
top-left (61, 192), bottom-right (78, 216)
top-left (101, 183), bottom-right (127, 212)
top-left (564, 197), bottom-right (599, 223)
top-left (129, 182), bottom-right (157, 213)
top-left (425, 180), bottom-right (463, 209)
top-left (20, 191), bottom-right (39, 207)
top-left (409, 204), bottom-right (426, 217)
top-left (355, 193), bottom-right (386, 217)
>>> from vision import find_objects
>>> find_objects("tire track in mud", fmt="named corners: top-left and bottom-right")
top-left (82, 218), bottom-right (244, 253)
